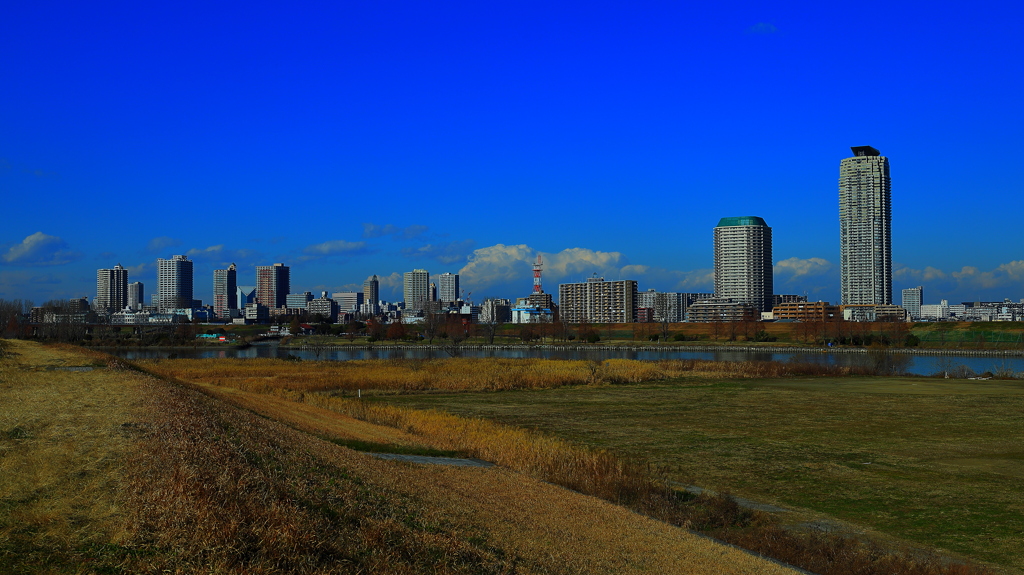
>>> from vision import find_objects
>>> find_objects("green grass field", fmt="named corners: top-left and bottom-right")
top-left (378, 376), bottom-right (1024, 572)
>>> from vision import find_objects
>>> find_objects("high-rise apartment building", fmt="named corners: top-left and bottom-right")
top-left (558, 277), bottom-right (637, 323)
top-left (438, 272), bottom-right (460, 303)
top-left (902, 286), bottom-right (923, 320)
top-left (363, 275), bottom-right (379, 313)
top-left (256, 263), bottom-right (290, 309)
top-left (157, 255), bottom-right (194, 311)
top-left (95, 264), bottom-right (129, 312)
top-left (403, 269), bottom-right (429, 311)
top-left (127, 282), bottom-right (144, 310)
top-left (213, 263), bottom-right (237, 319)
top-left (839, 146), bottom-right (892, 305)
top-left (713, 216), bottom-right (773, 313)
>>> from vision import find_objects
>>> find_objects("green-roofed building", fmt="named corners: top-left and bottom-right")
top-left (713, 216), bottom-right (773, 313)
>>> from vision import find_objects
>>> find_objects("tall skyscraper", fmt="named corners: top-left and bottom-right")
top-left (713, 216), bottom-right (773, 313)
top-left (256, 263), bottom-right (290, 309)
top-left (839, 146), bottom-right (892, 305)
top-left (157, 255), bottom-right (194, 311)
top-left (213, 263), bottom-right (238, 319)
top-left (403, 269), bottom-right (429, 311)
top-left (96, 264), bottom-right (128, 312)
top-left (127, 281), bottom-right (144, 310)
top-left (363, 275), bottom-right (379, 313)
top-left (902, 286), bottom-right (923, 320)
top-left (438, 272), bottom-right (459, 303)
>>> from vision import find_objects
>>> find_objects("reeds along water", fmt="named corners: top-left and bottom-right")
top-left (138, 356), bottom-right (896, 396)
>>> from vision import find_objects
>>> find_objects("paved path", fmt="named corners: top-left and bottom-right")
top-left (368, 452), bottom-right (495, 467)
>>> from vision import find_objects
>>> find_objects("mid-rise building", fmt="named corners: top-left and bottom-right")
top-left (558, 277), bottom-right (637, 323)
top-left (403, 269), bottom-right (429, 311)
top-left (286, 292), bottom-right (313, 310)
top-left (772, 301), bottom-right (839, 322)
top-left (438, 272), bottom-right (460, 303)
top-left (95, 264), bottom-right (128, 312)
top-left (237, 285), bottom-right (256, 311)
top-left (256, 263), bottom-right (290, 309)
top-left (479, 298), bottom-right (512, 324)
top-left (686, 297), bottom-right (757, 323)
top-left (839, 146), bottom-right (892, 305)
top-left (332, 292), bottom-right (364, 312)
top-left (213, 263), bottom-right (237, 319)
top-left (127, 282), bottom-right (144, 310)
top-left (714, 216), bottom-right (773, 313)
top-left (157, 255), bottom-right (194, 312)
top-left (901, 286), bottom-right (923, 320)
top-left (307, 293), bottom-right (338, 323)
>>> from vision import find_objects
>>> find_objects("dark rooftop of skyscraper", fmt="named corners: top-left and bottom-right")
top-left (716, 216), bottom-right (768, 227)
top-left (851, 146), bottom-right (881, 157)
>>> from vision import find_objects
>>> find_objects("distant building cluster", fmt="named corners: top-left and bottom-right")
top-left (20, 146), bottom-right (1024, 329)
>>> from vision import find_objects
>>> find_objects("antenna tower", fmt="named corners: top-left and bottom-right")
top-left (533, 255), bottom-right (543, 294)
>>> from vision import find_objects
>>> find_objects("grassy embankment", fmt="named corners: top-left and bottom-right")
top-left (382, 372), bottom-right (1024, 572)
top-left (142, 356), bottom-right (1001, 575)
top-left (1, 340), bottom-right (803, 574)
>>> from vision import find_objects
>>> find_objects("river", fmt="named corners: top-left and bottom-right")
top-left (108, 344), bottom-right (1024, 377)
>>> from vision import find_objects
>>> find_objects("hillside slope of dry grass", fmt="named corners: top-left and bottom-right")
top-left (1, 341), bottom-right (802, 574)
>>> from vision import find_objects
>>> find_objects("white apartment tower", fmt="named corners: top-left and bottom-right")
top-left (438, 272), bottom-right (460, 303)
top-left (840, 146), bottom-right (892, 305)
top-left (403, 269), bottom-right (429, 311)
top-left (256, 263), bottom-right (290, 309)
top-left (213, 263), bottom-right (238, 319)
top-left (363, 275), bottom-right (380, 314)
top-left (713, 216), bottom-right (773, 313)
top-left (157, 255), bottom-right (194, 311)
top-left (127, 281), bottom-right (144, 310)
top-left (902, 286), bottom-right (923, 320)
top-left (96, 264), bottom-right (129, 312)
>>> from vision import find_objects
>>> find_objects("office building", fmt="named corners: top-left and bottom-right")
top-left (840, 146), bottom-right (892, 305)
top-left (558, 277), bottom-right (637, 323)
top-left (127, 282), bottom-right (144, 310)
top-left (363, 275), bottom-right (380, 313)
top-left (256, 263), bottom-right (290, 309)
top-left (157, 255), bottom-right (194, 311)
top-left (213, 263), bottom-right (237, 319)
top-left (332, 292), bottom-right (364, 312)
top-left (438, 272), bottom-right (460, 303)
top-left (286, 292), bottom-right (313, 310)
top-left (403, 269), bottom-right (429, 311)
top-left (714, 216), bottom-right (773, 313)
top-left (95, 264), bottom-right (128, 312)
top-left (902, 286), bottom-right (923, 320)
top-left (237, 285), bottom-right (256, 311)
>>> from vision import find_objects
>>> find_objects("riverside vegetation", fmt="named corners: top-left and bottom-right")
top-left (137, 356), bottom-right (1006, 575)
top-left (1, 340), bottom-right (805, 574)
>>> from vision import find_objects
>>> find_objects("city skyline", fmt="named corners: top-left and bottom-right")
top-left (3, 4), bottom-right (1023, 306)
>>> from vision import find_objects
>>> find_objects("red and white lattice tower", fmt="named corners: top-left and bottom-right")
top-left (533, 255), bottom-right (543, 293)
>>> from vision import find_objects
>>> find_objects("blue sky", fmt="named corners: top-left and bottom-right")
top-left (2, 2), bottom-right (1023, 307)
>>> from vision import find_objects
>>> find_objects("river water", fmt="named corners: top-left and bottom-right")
top-left (109, 344), bottom-right (1024, 377)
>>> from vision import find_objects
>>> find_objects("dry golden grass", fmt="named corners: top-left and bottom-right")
top-left (137, 355), bottom-right (871, 397)
top-left (2, 341), bottom-right (806, 574)
top-left (150, 355), bottom-right (999, 575)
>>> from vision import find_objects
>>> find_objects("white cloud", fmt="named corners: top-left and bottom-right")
top-left (775, 257), bottom-right (833, 282)
top-left (184, 244), bottom-right (260, 263)
top-left (1, 232), bottom-right (81, 266)
top-left (361, 223), bottom-right (429, 240)
top-left (456, 243), bottom-right (713, 294)
top-left (303, 240), bottom-right (368, 256)
top-left (402, 240), bottom-right (476, 264)
top-left (147, 236), bottom-right (181, 252)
